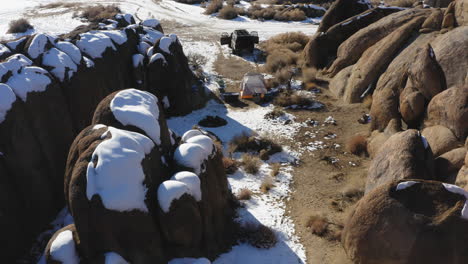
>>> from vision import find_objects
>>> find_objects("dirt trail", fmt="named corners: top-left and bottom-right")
top-left (284, 90), bottom-right (371, 263)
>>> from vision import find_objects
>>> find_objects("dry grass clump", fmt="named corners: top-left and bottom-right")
top-left (205, 0), bottom-right (223, 14)
top-left (260, 176), bottom-right (275, 193)
top-left (386, 0), bottom-right (418, 7)
top-left (229, 132), bottom-right (283, 158)
top-left (241, 154), bottom-right (261, 174)
top-left (362, 94), bottom-right (373, 109)
top-left (247, 4), bottom-right (278, 20)
top-left (274, 9), bottom-right (306, 21)
top-left (261, 32), bottom-right (309, 75)
top-left (302, 67), bottom-right (318, 84)
top-left (241, 222), bottom-right (277, 249)
top-left (237, 188), bottom-right (253, 200)
top-left (7, 19), bottom-right (33, 34)
top-left (270, 163), bottom-right (281, 177)
top-left (264, 107), bottom-right (285, 120)
top-left (223, 156), bottom-right (239, 174)
top-left (306, 214), bottom-right (329, 236)
top-left (218, 5), bottom-right (240, 19)
top-left (76, 4), bottom-right (121, 22)
top-left (39, 1), bottom-right (80, 9)
top-left (346, 135), bottom-right (368, 156)
top-left (274, 91), bottom-right (313, 107)
top-left (175, 0), bottom-right (203, 3)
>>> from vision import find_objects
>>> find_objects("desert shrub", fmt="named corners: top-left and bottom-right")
top-left (261, 32), bottom-right (309, 74)
top-left (223, 156), bottom-right (239, 174)
top-left (246, 5), bottom-right (278, 20)
top-left (260, 176), bottom-right (275, 193)
top-left (241, 223), bottom-right (277, 249)
top-left (362, 94), bottom-right (373, 109)
top-left (205, 0), bottom-right (223, 14)
top-left (264, 107), bottom-right (285, 119)
top-left (175, 0), bottom-right (204, 3)
top-left (237, 188), bottom-right (252, 200)
top-left (76, 4), bottom-right (121, 22)
top-left (7, 19), bottom-right (33, 34)
top-left (306, 214), bottom-right (329, 236)
top-left (274, 91), bottom-right (313, 107)
top-left (241, 154), bottom-right (261, 174)
top-left (218, 5), bottom-right (239, 19)
top-left (346, 135), bottom-right (368, 156)
top-left (386, 0), bottom-right (418, 7)
top-left (230, 132), bottom-right (283, 159)
top-left (270, 163), bottom-right (281, 177)
top-left (274, 9), bottom-right (306, 21)
top-left (274, 68), bottom-right (294, 84)
top-left (302, 67), bottom-right (317, 84)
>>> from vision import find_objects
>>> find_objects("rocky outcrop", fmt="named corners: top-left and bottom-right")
top-left (367, 118), bottom-right (402, 157)
top-left (50, 89), bottom-right (236, 263)
top-left (0, 15), bottom-right (209, 262)
top-left (328, 8), bottom-right (430, 76)
top-left (343, 16), bottom-right (426, 103)
top-left (366, 129), bottom-right (434, 193)
top-left (343, 180), bottom-right (468, 264)
top-left (303, 7), bottom-right (401, 69)
top-left (425, 85), bottom-right (468, 140)
top-left (431, 26), bottom-right (468, 88)
top-left (422, 125), bottom-right (461, 157)
top-left (435, 147), bottom-right (467, 181)
top-left (317, 0), bottom-right (371, 33)
top-left (425, 0), bottom-right (455, 7)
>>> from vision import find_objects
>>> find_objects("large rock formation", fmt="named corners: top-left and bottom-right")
top-left (0, 15), bottom-right (209, 262)
top-left (49, 89), bottom-right (236, 263)
top-left (343, 180), bottom-right (468, 264)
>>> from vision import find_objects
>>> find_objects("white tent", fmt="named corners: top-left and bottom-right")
top-left (240, 72), bottom-right (267, 99)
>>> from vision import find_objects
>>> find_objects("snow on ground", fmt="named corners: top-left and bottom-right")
top-left (168, 101), bottom-right (306, 264)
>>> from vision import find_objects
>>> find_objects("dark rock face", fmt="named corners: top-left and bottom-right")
top-left (0, 15), bottom-right (208, 262)
top-left (303, 7), bottom-right (402, 69)
top-left (343, 180), bottom-right (468, 264)
top-left (317, 0), bottom-right (371, 33)
top-left (366, 130), bottom-right (434, 193)
top-left (49, 90), bottom-right (236, 263)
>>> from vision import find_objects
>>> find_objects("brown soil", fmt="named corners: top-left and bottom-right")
top-left (284, 85), bottom-right (371, 264)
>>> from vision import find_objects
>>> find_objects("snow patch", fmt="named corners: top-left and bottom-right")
top-left (50, 230), bottom-right (79, 264)
top-left (157, 180), bottom-right (193, 213)
top-left (110, 89), bottom-right (161, 145)
top-left (147, 46), bottom-right (154, 57)
top-left (0, 84), bottom-right (16, 123)
top-left (442, 183), bottom-right (468, 220)
top-left (186, 135), bottom-right (214, 156)
top-left (163, 96), bottom-right (170, 109)
top-left (142, 18), bottom-right (160, 28)
top-left (0, 54), bottom-right (32, 79)
top-left (138, 41), bottom-right (151, 54)
top-left (174, 143), bottom-right (209, 174)
top-left (93, 124), bottom-right (106, 130)
top-left (181, 129), bottom-right (204, 142)
top-left (159, 36), bottom-right (175, 54)
top-left (141, 28), bottom-right (164, 44)
top-left (55, 41), bottom-right (82, 65)
top-left (42, 47), bottom-right (77, 81)
top-left (171, 171), bottom-right (202, 201)
top-left (150, 53), bottom-right (167, 64)
top-left (169, 258), bottom-right (211, 264)
top-left (104, 252), bottom-right (129, 264)
top-left (28, 34), bottom-right (51, 59)
top-left (76, 32), bottom-right (116, 59)
top-left (132, 54), bottom-right (144, 68)
top-left (0, 44), bottom-right (10, 57)
top-left (83, 57), bottom-right (94, 68)
top-left (396, 181), bottom-right (418, 191)
top-left (98, 30), bottom-right (128, 45)
top-left (6, 66), bottom-right (51, 101)
top-left (86, 127), bottom-right (154, 212)
top-left (6, 37), bottom-right (26, 50)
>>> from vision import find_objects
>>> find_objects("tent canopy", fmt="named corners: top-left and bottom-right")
top-left (240, 72), bottom-right (267, 98)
